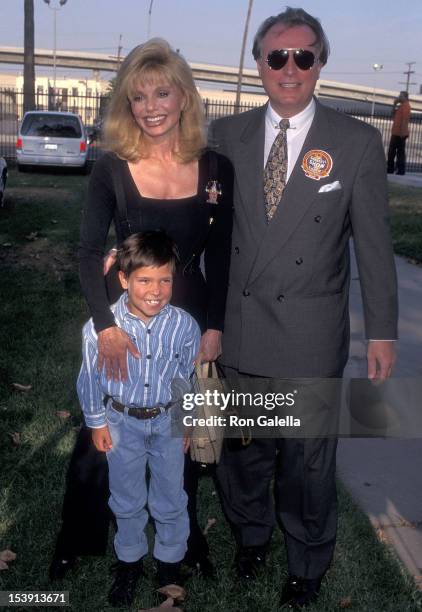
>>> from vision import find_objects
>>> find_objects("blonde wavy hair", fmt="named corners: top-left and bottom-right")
top-left (104, 39), bottom-right (206, 163)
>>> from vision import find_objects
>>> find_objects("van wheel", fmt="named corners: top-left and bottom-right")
top-left (18, 164), bottom-right (27, 173)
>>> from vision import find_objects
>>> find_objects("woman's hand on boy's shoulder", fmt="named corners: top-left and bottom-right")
top-left (91, 425), bottom-right (113, 452)
top-left (97, 326), bottom-right (140, 382)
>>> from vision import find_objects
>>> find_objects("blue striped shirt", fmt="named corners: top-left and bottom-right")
top-left (77, 293), bottom-right (201, 428)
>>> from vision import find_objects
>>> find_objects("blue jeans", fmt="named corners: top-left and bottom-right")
top-left (105, 404), bottom-right (188, 563)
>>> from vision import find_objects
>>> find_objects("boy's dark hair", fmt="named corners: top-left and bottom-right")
top-left (117, 230), bottom-right (179, 277)
top-left (252, 6), bottom-right (330, 66)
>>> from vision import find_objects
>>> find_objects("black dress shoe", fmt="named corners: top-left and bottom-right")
top-left (156, 560), bottom-right (182, 587)
top-left (108, 559), bottom-right (144, 607)
top-left (235, 545), bottom-right (267, 580)
top-left (280, 575), bottom-right (322, 608)
top-left (49, 554), bottom-right (76, 581)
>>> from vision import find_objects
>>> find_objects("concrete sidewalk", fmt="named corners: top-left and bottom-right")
top-left (338, 173), bottom-right (422, 587)
top-left (387, 172), bottom-right (422, 189)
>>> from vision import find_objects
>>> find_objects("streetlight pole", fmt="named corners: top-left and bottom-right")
top-left (371, 63), bottom-right (383, 119)
top-left (147, 0), bottom-right (154, 39)
top-left (43, 0), bottom-right (68, 93)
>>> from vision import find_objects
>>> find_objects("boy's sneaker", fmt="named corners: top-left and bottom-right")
top-left (108, 559), bottom-right (144, 607)
top-left (156, 560), bottom-right (182, 587)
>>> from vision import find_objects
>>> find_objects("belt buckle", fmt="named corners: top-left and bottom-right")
top-left (136, 406), bottom-right (160, 420)
top-left (148, 406), bottom-right (160, 419)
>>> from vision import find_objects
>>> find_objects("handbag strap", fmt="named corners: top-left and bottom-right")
top-left (111, 155), bottom-right (132, 238)
top-left (182, 150), bottom-right (220, 275)
top-left (195, 361), bottom-right (219, 380)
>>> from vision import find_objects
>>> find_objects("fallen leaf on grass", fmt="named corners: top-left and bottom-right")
top-left (375, 526), bottom-right (389, 544)
top-left (0, 550), bottom-right (17, 562)
top-left (12, 383), bottom-right (32, 392)
top-left (56, 410), bottom-right (71, 419)
top-left (157, 585), bottom-right (186, 601)
top-left (339, 596), bottom-right (352, 608)
top-left (25, 231), bottom-right (38, 241)
top-left (51, 219), bottom-right (58, 224)
top-left (2, 242), bottom-right (12, 247)
top-left (9, 432), bottom-right (21, 445)
top-left (0, 550), bottom-right (17, 569)
top-left (203, 517), bottom-right (216, 535)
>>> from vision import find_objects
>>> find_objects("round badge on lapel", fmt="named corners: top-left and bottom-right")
top-left (301, 149), bottom-right (333, 181)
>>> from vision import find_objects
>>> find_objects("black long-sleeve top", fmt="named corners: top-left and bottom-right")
top-left (79, 150), bottom-right (233, 333)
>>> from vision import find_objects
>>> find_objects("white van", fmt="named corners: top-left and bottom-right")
top-left (16, 111), bottom-right (88, 171)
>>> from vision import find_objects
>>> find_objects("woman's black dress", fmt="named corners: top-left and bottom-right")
top-left (54, 150), bottom-right (233, 563)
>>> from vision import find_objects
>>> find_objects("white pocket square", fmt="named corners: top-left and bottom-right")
top-left (318, 180), bottom-right (342, 193)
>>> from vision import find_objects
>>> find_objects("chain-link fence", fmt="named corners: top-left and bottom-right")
top-left (1, 88), bottom-right (422, 171)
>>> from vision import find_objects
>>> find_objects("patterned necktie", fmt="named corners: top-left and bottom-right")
top-left (263, 118), bottom-right (290, 222)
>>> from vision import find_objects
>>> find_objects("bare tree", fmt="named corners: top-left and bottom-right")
top-left (23, 0), bottom-right (35, 113)
top-left (235, 0), bottom-right (254, 113)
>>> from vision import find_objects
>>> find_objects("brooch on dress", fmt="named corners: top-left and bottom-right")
top-left (205, 180), bottom-right (222, 204)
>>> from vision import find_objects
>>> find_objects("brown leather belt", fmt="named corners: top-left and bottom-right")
top-left (111, 400), bottom-right (171, 420)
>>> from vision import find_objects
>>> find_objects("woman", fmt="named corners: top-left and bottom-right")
top-left (50, 39), bottom-right (233, 580)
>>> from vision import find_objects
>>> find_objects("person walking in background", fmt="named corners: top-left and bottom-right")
top-left (387, 90), bottom-right (411, 175)
top-left (210, 7), bottom-right (397, 608)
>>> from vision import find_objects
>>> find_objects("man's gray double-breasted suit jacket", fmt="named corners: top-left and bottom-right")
top-left (210, 100), bottom-right (398, 378)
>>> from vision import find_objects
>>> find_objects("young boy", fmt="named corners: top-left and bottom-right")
top-left (77, 231), bottom-right (200, 607)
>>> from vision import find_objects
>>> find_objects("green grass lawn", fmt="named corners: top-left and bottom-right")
top-left (0, 170), bottom-right (421, 611)
top-left (389, 183), bottom-right (422, 264)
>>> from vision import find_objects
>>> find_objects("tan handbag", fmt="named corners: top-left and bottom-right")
top-left (189, 362), bottom-right (225, 464)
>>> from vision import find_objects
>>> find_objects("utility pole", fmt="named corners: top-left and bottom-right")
top-left (147, 0), bottom-right (154, 39)
top-left (399, 62), bottom-right (416, 93)
top-left (116, 34), bottom-right (123, 71)
top-left (23, 0), bottom-right (35, 113)
top-left (235, 0), bottom-right (254, 112)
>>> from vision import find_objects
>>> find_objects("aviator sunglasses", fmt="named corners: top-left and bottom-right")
top-left (266, 48), bottom-right (317, 71)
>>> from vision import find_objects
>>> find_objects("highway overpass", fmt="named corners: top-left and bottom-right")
top-left (1, 46), bottom-right (422, 111)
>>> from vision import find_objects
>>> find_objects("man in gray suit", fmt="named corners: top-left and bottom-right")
top-left (210, 7), bottom-right (397, 608)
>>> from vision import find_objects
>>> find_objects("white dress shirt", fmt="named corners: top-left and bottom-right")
top-left (264, 98), bottom-right (315, 180)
